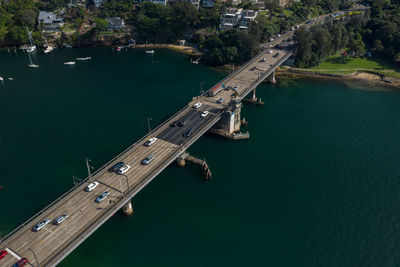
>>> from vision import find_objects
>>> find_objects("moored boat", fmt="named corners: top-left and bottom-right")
top-left (76, 57), bottom-right (92, 61)
top-left (145, 50), bottom-right (155, 54)
top-left (64, 61), bottom-right (76, 65)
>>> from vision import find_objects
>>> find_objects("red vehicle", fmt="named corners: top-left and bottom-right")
top-left (0, 250), bottom-right (7, 260)
top-left (208, 83), bottom-right (222, 97)
top-left (15, 258), bottom-right (28, 266)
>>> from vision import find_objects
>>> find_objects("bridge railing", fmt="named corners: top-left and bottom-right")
top-left (0, 102), bottom-right (193, 245)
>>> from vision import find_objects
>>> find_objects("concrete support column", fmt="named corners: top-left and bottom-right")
top-left (122, 201), bottom-right (133, 215)
top-left (176, 153), bottom-right (187, 167)
top-left (252, 88), bottom-right (257, 101)
top-left (270, 70), bottom-right (276, 84)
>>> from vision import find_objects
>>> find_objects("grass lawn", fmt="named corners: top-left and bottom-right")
top-left (312, 54), bottom-right (400, 72)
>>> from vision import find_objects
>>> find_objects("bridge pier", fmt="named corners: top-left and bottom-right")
top-left (122, 201), bottom-right (133, 215)
top-left (270, 70), bottom-right (276, 84)
top-left (176, 153), bottom-right (187, 167)
top-left (209, 97), bottom-right (249, 140)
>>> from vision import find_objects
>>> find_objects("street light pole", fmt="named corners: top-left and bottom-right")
top-left (147, 117), bottom-right (152, 134)
top-left (28, 248), bottom-right (40, 267)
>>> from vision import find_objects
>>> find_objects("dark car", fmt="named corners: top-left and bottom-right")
top-left (14, 258), bottom-right (28, 267)
top-left (178, 119), bottom-right (189, 127)
top-left (183, 129), bottom-right (193, 137)
top-left (225, 86), bottom-right (232, 90)
top-left (277, 45), bottom-right (284, 49)
top-left (171, 121), bottom-right (179, 127)
top-left (108, 161), bottom-right (124, 172)
top-left (0, 250), bottom-right (7, 260)
top-left (273, 53), bottom-right (280, 58)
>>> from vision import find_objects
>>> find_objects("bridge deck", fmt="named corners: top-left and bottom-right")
top-left (1, 36), bottom-right (293, 266)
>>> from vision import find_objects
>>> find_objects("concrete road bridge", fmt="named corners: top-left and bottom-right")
top-left (0, 29), bottom-right (296, 267)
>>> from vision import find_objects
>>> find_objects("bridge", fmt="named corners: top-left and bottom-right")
top-left (0, 31), bottom-right (295, 266)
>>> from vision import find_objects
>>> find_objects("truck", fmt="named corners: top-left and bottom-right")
top-left (208, 83), bottom-right (222, 97)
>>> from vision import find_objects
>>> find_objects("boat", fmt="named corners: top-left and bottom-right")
top-left (64, 61), bottom-right (76, 65)
top-left (0, 76), bottom-right (3, 81)
top-left (116, 47), bottom-right (121, 52)
top-left (145, 50), bottom-right (155, 54)
top-left (8, 78), bottom-right (13, 81)
top-left (27, 52), bottom-right (39, 68)
top-left (191, 58), bottom-right (199, 64)
top-left (44, 46), bottom-right (54, 54)
top-left (25, 27), bottom-right (36, 53)
top-left (76, 57), bottom-right (92, 61)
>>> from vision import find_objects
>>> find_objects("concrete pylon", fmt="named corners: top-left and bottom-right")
top-left (252, 88), bottom-right (257, 101)
top-left (270, 70), bottom-right (276, 84)
top-left (122, 201), bottom-right (133, 215)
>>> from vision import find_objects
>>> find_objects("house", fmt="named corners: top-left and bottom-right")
top-left (219, 8), bottom-right (243, 30)
top-left (141, 0), bottom-right (168, 5)
top-left (38, 11), bottom-right (64, 31)
top-left (106, 17), bottom-right (125, 30)
top-left (201, 0), bottom-right (214, 8)
top-left (239, 10), bottom-right (258, 29)
top-left (279, 0), bottom-right (290, 8)
top-left (68, 0), bottom-right (86, 7)
top-left (219, 0), bottom-right (241, 5)
top-left (93, 0), bottom-right (105, 7)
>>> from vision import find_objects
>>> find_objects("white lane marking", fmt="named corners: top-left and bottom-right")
top-left (5, 247), bottom-right (21, 260)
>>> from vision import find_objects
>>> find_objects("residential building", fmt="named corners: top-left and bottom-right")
top-left (239, 10), bottom-right (258, 29)
top-left (38, 11), bottom-right (64, 31)
top-left (141, 0), bottom-right (167, 5)
top-left (201, 0), bottom-right (214, 8)
top-left (279, 0), bottom-right (290, 8)
top-left (218, 0), bottom-right (241, 6)
top-left (219, 8), bottom-right (243, 30)
top-left (106, 17), bottom-right (125, 30)
top-left (93, 0), bottom-right (105, 7)
top-left (68, 0), bottom-right (86, 6)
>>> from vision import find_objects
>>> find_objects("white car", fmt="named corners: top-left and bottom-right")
top-left (268, 50), bottom-right (273, 54)
top-left (33, 219), bottom-right (50, 232)
top-left (277, 34), bottom-right (281, 37)
top-left (201, 111), bottom-right (209, 117)
top-left (117, 165), bottom-right (131, 175)
top-left (269, 38), bottom-right (274, 42)
top-left (145, 137), bottom-right (157, 146)
top-left (193, 102), bottom-right (202, 109)
top-left (85, 182), bottom-right (99, 192)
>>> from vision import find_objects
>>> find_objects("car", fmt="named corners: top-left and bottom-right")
top-left (145, 137), bottom-right (157, 146)
top-left (33, 219), bottom-right (50, 232)
top-left (85, 182), bottom-right (99, 192)
top-left (291, 27), bottom-right (295, 31)
top-left (95, 191), bottom-right (110, 203)
top-left (0, 250), bottom-right (7, 260)
top-left (269, 38), bottom-right (274, 42)
top-left (232, 86), bottom-right (239, 91)
top-left (277, 45), bottom-right (284, 49)
top-left (54, 214), bottom-right (69, 225)
top-left (201, 111), bottom-right (209, 117)
top-left (142, 155), bottom-right (155, 165)
top-left (108, 161), bottom-right (124, 172)
top-left (217, 98), bottom-right (225, 104)
top-left (261, 57), bottom-right (267, 62)
top-left (183, 129), bottom-right (193, 137)
top-left (273, 52), bottom-right (280, 58)
top-left (225, 86), bottom-right (232, 90)
top-left (177, 119), bottom-right (189, 127)
top-left (117, 165), bottom-right (131, 175)
top-left (14, 258), bottom-right (28, 267)
top-left (171, 121), bottom-right (179, 127)
top-left (268, 50), bottom-right (273, 54)
top-left (193, 102), bottom-right (202, 109)
top-left (277, 34), bottom-right (281, 37)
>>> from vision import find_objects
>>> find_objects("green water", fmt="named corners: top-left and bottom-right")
top-left (1, 48), bottom-right (400, 266)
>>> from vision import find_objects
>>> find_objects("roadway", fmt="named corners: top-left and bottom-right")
top-left (0, 18), bottom-right (305, 267)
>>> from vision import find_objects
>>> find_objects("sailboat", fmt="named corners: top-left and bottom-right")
top-left (43, 35), bottom-right (54, 54)
top-left (28, 52), bottom-right (39, 68)
top-left (26, 27), bottom-right (36, 53)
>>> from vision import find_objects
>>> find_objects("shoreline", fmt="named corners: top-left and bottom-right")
top-left (276, 68), bottom-right (400, 90)
top-left (132, 44), bottom-right (202, 56)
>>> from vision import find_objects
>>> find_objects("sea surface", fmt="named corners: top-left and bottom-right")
top-left (1, 48), bottom-right (400, 266)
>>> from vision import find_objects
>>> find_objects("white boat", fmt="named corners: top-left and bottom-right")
top-left (27, 52), bottom-right (39, 68)
top-left (44, 46), bottom-right (54, 54)
top-left (191, 58), bottom-right (199, 64)
top-left (26, 45), bottom-right (36, 53)
top-left (145, 50), bottom-right (155, 54)
top-left (64, 61), bottom-right (76, 65)
top-left (8, 78), bottom-right (13, 81)
top-left (76, 57), bottom-right (92, 61)
top-left (0, 76), bottom-right (3, 81)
